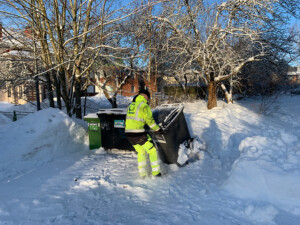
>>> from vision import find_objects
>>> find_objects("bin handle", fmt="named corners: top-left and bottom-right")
top-left (160, 106), bottom-right (182, 129)
top-left (158, 103), bottom-right (183, 108)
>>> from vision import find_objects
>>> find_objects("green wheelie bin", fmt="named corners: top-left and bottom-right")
top-left (84, 113), bottom-right (102, 149)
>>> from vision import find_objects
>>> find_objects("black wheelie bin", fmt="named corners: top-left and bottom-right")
top-left (150, 104), bottom-right (191, 164)
top-left (97, 108), bottom-right (134, 151)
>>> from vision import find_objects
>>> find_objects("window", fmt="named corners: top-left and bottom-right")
top-left (131, 86), bottom-right (135, 93)
top-left (26, 86), bottom-right (36, 101)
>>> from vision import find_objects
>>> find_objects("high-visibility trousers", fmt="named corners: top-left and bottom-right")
top-left (133, 140), bottom-right (161, 177)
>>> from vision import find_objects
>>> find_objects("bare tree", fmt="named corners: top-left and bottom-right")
top-left (88, 0), bottom-right (164, 108)
top-left (0, 25), bottom-right (41, 104)
top-left (151, 0), bottom-right (300, 109)
top-left (2, 0), bottom-right (298, 113)
top-left (1, 0), bottom-right (164, 117)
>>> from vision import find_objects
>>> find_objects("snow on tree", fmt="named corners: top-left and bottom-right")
top-left (151, 0), bottom-right (300, 109)
top-left (0, 0), bottom-right (164, 116)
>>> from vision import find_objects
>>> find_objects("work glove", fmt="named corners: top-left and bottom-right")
top-left (155, 127), bottom-right (163, 133)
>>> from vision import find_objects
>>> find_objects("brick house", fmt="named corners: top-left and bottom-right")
top-left (89, 67), bottom-right (159, 98)
top-left (0, 23), bottom-right (46, 104)
top-left (287, 66), bottom-right (300, 85)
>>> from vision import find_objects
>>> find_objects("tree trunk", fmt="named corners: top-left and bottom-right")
top-left (84, 87), bottom-right (88, 116)
top-left (207, 80), bottom-right (217, 109)
top-left (56, 82), bottom-right (62, 110)
top-left (45, 72), bottom-right (55, 108)
top-left (110, 95), bottom-right (117, 108)
top-left (103, 88), bottom-right (117, 108)
top-left (53, 70), bottom-right (62, 109)
top-left (220, 83), bottom-right (233, 104)
top-left (75, 77), bottom-right (82, 119)
top-left (59, 69), bottom-right (72, 116)
top-left (68, 76), bottom-right (75, 116)
top-left (35, 76), bottom-right (41, 111)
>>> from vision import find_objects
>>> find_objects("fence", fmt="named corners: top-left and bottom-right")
top-left (0, 110), bottom-right (34, 121)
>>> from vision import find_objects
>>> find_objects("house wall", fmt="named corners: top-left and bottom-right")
top-left (0, 86), bottom-right (26, 104)
top-left (0, 89), bottom-right (10, 102)
top-left (287, 66), bottom-right (300, 85)
top-left (0, 24), bottom-right (46, 105)
top-left (93, 69), bottom-right (158, 98)
top-left (0, 82), bottom-right (46, 105)
top-left (114, 74), bottom-right (158, 97)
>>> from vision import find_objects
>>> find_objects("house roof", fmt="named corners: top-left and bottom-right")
top-left (0, 26), bottom-right (34, 53)
top-left (287, 66), bottom-right (300, 76)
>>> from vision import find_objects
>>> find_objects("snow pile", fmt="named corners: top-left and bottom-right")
top-left (0, 102), bottom-right (14, 111)
top-left (0, 94), bottom-right (132, 124)
top-left (0, 108), bottom-right (88, 182)
top-left (89, 93), bottom-right (132, 106)
top-left (0, 113), bottom-right (11, 124)
top-left (184, 96), bottom-right (300, 218)
top-left (0, 102), bottom-right (16, 125)
top-left (0, 94), bottom-right (300, 225)
top-left (224, 133), bottom-right (300, 215)
top-left (177, 138), bottom-right (206, 165)
top-left (86, 94), bottom-right (132, 112)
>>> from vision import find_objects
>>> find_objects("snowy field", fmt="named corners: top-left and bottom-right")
top-left (0, 94), bottom-right (300, 225)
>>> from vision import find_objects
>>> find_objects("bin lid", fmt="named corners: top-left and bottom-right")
top-left (152, 104), bottom-right (184, 129)
top-left (84, 113), bottom-right (99, 119)
top-left (97, 108), bottom-right (127, 115)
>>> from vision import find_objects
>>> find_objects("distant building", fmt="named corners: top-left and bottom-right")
top-left (287, 66), bottom-right (300, 85)
top-left (0, 80), bottom-right (46, 104)
top-left (86, 67), bottom-right (159, 98)
top-left (0, 23), bottom-right (46, 104)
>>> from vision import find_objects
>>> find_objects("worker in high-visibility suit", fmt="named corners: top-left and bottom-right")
top-left (125, 89), bottom-right (162, 178)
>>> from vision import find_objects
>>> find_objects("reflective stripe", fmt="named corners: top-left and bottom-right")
top-left (152, 166), bottom-right (160, 172)
top-left (126, 116), bottom-right (145, 122)
top-left (150, 160), bottom-right (159, 166)
top-left (125, 128), bottom-right (145, 133)
top-left (136, 102), bottom-right (144, 115)
top-left (126, 102), bottom-right (145, 123)
top-left (149, 123), bottom-right (158, 128)
top-left (139, 167), bottom-right (147, 173)
top-left (138, 161), bottom-right (147, 167)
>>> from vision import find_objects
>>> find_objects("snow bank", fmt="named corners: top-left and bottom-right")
top-left (0, 102), bottom-right (14, 111)
top-left (0, 108), bottom-right (88, 182)
top-left (184, 97), bottom-right (300, 216)
top-left (223, 133), bottom-right (300, 215)
top-left (0, 113), bottom-right (11, 125)
top-left (88, 94), bottom-right (132, 108)
top-left (1, 95), bottom-right (300, 225)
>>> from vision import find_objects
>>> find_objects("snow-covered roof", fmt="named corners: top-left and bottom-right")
top-left (0, 27), bottom-right (34, 50)
top-left (287, 66), bottom-right (300, 76)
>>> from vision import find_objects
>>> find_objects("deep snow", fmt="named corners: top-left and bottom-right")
top-left (0, 94), bottom-right (300, 225)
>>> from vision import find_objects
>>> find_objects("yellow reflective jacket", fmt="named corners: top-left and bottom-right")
top-left (125, 95), bottom-right (159, 133)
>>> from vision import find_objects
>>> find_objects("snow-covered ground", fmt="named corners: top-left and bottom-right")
top-left (0, 94), bottom-right (300, 225)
